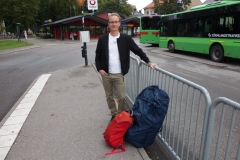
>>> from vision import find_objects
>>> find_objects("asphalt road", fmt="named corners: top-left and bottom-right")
top-left (139, 44), bottom-right (240, 103)
top-left (0, 40), bottom-right (98, 121)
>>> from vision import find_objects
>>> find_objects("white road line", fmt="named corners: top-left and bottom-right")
top-left (0, 74), bottom-right (51, 160)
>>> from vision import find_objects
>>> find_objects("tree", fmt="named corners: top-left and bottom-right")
top-left (154, 0), bottom-right (191, 15)
top-left (0, 0), bottom-right (40, 32)
top-left (98, 0), bottom-right (133, 16)
top-left (0, 0), bottom-right (135, 33)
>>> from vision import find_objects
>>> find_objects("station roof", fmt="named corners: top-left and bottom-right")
top-left (43, 9), bottom-right (138, 27)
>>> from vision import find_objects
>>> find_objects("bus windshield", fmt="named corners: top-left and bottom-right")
top-left (141, 16), bottom-right (161, 30)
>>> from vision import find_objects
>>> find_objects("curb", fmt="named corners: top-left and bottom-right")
top-left (0, 46), bottom-right (40, 56)
top-left (0, 74), bottom-right (52, 160)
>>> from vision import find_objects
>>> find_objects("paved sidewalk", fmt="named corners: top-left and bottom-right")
top-left (0, 61), bottom-right (150, 159)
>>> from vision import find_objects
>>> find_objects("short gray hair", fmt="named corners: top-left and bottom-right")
top-left (108, 13), bottom-right (121, 21)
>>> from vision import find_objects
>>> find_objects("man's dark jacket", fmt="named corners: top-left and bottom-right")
top-left (95, 33), bottom-right (150, 76)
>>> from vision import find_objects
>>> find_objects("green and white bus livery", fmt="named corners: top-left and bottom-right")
top-left (159, 0), bottom-right (240, 62)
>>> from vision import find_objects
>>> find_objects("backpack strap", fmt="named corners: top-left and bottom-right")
top-left (105, 145), bottom-right (126, 155)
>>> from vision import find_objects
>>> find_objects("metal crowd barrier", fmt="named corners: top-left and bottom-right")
top-left (125, 55), bottom-right (240, 160)
top-left (126, 56), bottom-right (140, 105)
top-left (202, 97), bottom-right (240, 160)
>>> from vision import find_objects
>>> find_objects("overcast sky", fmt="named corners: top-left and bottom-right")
top-left (127, 0), bottom-right (206, 12)
top-left (127, 0), bottom-right (153, 11)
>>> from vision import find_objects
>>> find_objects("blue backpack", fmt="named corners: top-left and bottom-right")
top-left (125, 85), bottom-right (169, 148)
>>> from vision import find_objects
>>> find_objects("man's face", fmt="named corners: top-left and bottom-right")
top-left (108, 16), bottom-right (120, 32)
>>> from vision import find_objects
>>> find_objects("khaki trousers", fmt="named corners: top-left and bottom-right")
top-left (102, 73), bottom-right (126, 116)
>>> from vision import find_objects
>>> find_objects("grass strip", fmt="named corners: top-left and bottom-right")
top-left (0, 40), bottom-right (33, 50)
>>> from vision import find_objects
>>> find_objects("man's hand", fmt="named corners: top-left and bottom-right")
top-left (148, 62), bottom-right (158, 69)
top-left (99, 70), bottom-right (108, 76)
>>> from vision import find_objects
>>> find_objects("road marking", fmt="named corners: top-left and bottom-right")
top-left (0, 74), bottom-right (51, 159)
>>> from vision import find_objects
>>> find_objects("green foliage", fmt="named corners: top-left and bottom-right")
top-left (0, 0), bottom-right (40, 32)
top-left (154, 0), bottom-right (191, 15)
top-left (0, 0), bottom-right (134, 34)
top-left (98, 0), bottom-right (133, 16)
top-left (0, 40), bottom-right (33, 50)
top-left (38, 0), bottom-right (79, 22)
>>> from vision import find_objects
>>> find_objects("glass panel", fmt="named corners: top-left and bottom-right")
top-left (122, 27), bottom-right (127, 34)
top-left (101, 26), bottom-right (107, 34)
top-left (141, 16), bottom-right (161, 30)
top-left (161, 22), bottom-right (168, 36)
top-left (225, 16), bottom-right (234, 33)
top-left (204, 18), bottom-right (212, 33)
top-left (95, 26), bottom-right (101, 36)
top-left (90, 26), bottom-right (95, 36)
top-left (128, 27), bottom-right (132, 35)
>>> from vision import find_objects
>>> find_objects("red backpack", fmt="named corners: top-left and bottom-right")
top-left (103, 111), bottom-right (133, 155)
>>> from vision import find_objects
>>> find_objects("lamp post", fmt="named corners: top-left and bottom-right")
top-left (16, 23), bottom-right (21, 41)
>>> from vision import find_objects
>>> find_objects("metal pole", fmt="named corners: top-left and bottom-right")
top-left (82, 5), bottom-right (88, 66)
top-left (16, 23), bottom-right (21, 41)
top-left (83, 42), bottom-right (88, 66)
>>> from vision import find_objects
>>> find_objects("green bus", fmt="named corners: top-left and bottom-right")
top-left (139, 15), bottom-right (161, 46)
top-left (159, 0), bottom-right (240, 62)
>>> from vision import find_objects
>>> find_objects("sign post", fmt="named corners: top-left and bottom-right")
top-left (77, 0), bottom-right (89, 66)
top-left (16, 23), bottom-right (21, 41)
top-left (76, 0), bottom-right (86, 30)
top-left (88, 0), bottom-right (98, 10)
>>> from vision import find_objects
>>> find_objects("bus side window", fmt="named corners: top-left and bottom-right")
top-left (195, 19), bottom-right (203, 33)
top-left (162, 22), bottom-right (168, 36)
top-left (204, 18), bottom-right (212, 33)
top-left (177, 23), bottom-right (185, 36)
top-left (225, 16), bottom-right (234, 33)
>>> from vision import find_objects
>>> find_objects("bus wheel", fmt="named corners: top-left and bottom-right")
top-left (210, 45), bottom-right (224, 62)
top-left (168, 41), bottom-right (175, 53)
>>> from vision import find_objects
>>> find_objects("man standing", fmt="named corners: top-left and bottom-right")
top-left (95, 13), bottom-right (157, 122)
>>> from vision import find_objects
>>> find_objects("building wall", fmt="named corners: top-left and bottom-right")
top-left (144, 8), bottom-right (155, 15)
top-left (187, 0), bottom-right (202, 10)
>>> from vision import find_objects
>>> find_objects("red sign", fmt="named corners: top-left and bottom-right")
top-left (77, 0), bottom-right (85, 6)
top-left (89, 0), bottom-right (96, 5)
